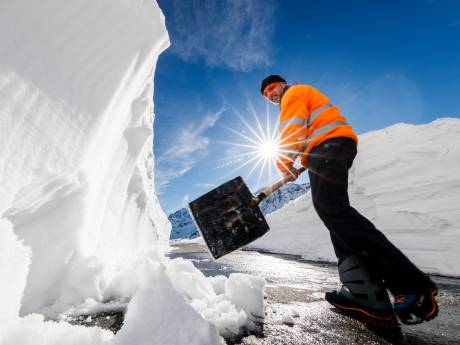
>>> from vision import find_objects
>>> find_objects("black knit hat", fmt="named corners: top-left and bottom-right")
top-left (260, 75), bottom-right (286, 94)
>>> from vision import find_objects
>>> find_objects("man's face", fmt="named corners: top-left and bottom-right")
top-left (263, 82), bottom-right (286, 105)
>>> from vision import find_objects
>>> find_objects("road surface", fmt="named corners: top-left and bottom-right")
top-left (169, 243), bottom-right (460, 345)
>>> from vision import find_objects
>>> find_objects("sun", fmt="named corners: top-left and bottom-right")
top-left (213, 99), bottom-right (289, 187)
top-left (258, 139), bottom-right (279, 159)
top-left (214, 95), bottom-right (302, 188)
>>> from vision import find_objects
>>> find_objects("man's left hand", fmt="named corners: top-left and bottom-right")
top-left (283, 168), bottom-right (300, 182)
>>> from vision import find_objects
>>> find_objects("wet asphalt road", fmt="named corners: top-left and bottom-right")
top-left (169, 243), bottom-right (460, 345)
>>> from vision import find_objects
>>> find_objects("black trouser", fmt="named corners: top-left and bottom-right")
top-left (308, 137), bottom-right (433, 295)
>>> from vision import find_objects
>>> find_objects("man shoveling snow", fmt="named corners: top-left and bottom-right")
top-left (260, 74), bottom-right (439, 326)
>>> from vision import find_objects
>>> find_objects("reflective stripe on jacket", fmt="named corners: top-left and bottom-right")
top-left (276, 85), bottom-right (358, 173)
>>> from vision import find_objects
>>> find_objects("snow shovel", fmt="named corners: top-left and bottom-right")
top-left (188, 167), bottom-right (306, 259)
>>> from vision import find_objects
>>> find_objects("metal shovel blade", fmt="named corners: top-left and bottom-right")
top-left (188, 176), bottom-right (269, 259)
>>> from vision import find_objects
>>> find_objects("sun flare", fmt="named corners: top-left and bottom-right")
top-left (214, 99), bottom-right (293, 187)
top-left (258, 139), bottom-right (279, 159)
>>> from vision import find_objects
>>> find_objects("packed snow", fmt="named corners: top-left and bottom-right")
top-left (249, 118), bottom-right (460, 277)
top-left (0, 1), bottom-right (264, 344)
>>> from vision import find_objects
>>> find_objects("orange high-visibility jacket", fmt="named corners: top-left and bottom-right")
top-left (276, 85), bottom-right (358, 173)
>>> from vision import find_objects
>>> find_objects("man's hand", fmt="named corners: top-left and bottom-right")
top-left (283, 167), bottom-right (300, 182)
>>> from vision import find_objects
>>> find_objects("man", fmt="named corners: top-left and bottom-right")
top-left (261, 74), bottom-right (439, 325)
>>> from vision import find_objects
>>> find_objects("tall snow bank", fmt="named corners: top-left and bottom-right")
top-left (0, 0), bottom-right (170, 318)
top-left (250, 118), bottom-right (460, 277)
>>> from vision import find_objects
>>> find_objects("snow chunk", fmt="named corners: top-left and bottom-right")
top-left (166, 258), bottom-right (265, 338)
top-left (225, 273), bottom-right (266, 318)
top-left (290, 308), bottom-right (300, 318)
top-left (281, 314), bottom-right (295, 326)
top-left (114, 262), bottom-right (224, 345)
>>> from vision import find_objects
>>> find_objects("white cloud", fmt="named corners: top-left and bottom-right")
top-left (155, 107), bottom-right (226, 194)
top-left (165, 0), bottom-right (275, 71)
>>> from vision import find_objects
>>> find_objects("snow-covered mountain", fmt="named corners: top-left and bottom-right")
top-left (258, 182), bottom-right (310, 214)
top-left (248, 118), bottom-right (460, 277)
top-left (169, 208), bottom-right (199, 240)
top-left (169, 182), bottom-right (310, 240)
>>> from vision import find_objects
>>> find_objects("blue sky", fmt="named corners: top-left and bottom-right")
top-left (154, 0), bottom-right (460, 214)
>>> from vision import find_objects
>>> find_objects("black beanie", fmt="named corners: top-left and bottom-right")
top-left (260, 75), bottom-right (286, 94)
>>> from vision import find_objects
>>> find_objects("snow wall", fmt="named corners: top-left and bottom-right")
top-left (0, 0), bottom-right (170, 316)
top-left (0, 1), bottom-right (264, 344)
top-left (250, 118), bottom-right (460, 277)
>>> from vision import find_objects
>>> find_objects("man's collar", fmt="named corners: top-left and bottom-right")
top-left (279, 85), bottom-right (291, 106)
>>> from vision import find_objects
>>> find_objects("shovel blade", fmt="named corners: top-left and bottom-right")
top-left (188, 176), bottom-right (269, 259)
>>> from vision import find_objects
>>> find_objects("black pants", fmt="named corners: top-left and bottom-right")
top-left (308, 137), bottom-right (433, 295)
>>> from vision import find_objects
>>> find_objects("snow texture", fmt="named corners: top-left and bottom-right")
top-left (249, 118), bottom-right (460, 277)
top-left (0, 1), bottom-right (265, 344)
top-left (0, 0), bottom-right (171, 319)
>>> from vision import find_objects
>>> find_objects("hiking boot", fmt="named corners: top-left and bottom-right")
top-left (327, 254), bottom-right (399, 327)
top-left (394, 286), bottom-right (439, 325)
top-left (326, 290), bottom-right (398, 324)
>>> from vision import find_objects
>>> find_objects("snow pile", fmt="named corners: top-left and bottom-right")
top-left (250, 118), bottom-right (460, 277)
top-left (0, 0), bottom-right (264, 344)
top-left (111, 257), bottom-right (224, 345)
top-left (166, 260), bottom-right (265, 337)
top-left (2, 249), bottom-right (265, 345)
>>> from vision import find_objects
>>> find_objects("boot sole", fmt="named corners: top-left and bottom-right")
top-left (325, 294), bottom-right (399, 329)
top-left (328, 300), bottom-right (398, 322)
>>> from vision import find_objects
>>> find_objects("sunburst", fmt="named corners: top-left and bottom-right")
top-left (215, 97), bottom-right (302, 188)
top-left (258, 138), bottom-right (279, 159)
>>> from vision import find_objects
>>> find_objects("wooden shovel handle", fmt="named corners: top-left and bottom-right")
top-left (253, 167), bottom-right (307, 205)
